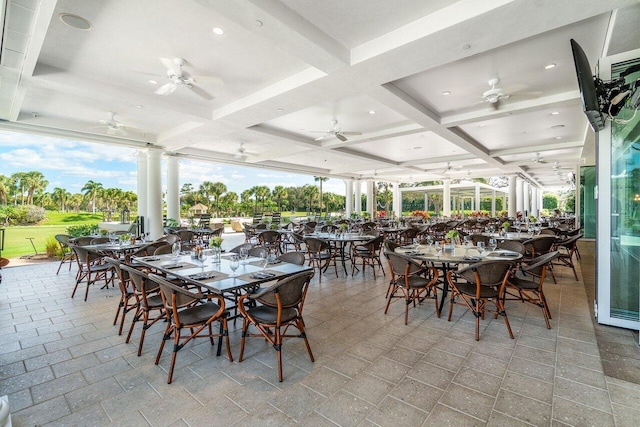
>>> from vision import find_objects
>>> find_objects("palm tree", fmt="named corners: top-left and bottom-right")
top-left (82, 180), bottom-right (103, 213)
top-left (220, 191), bottom-right (238, 215)
top-left (68, 193), bottom-right (83, 212)
top-left (199, 181), bottom-right (215, 207)
top-left (254, 186), bottom-right (271, 211)
top-left (11, 172), bottom-right (28, 205)
top-left (314, 176), bottom-right (328, 212)
top-left (0, 175), bottom-right (10, 205)
top-left (302, 184), bottom-right (319, 215)
top-left (210, 182), bottom-right (227, 214)
top-left (24, 171), bottom-right (48, 205)
top-left (272, 186), bottom-right (287, 212)
top-left (52, 187), bottom-right (70, 212)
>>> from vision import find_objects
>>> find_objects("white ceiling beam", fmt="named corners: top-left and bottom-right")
top-left (399, 153), bottom-right (478, 167)
top-left (157, 122), bottom-right (205, 149)
top-left (490, 140), bottom-right (584, 157)
top-left (440, 91), bottom-right (581, 127)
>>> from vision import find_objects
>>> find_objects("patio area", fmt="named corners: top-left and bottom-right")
top-left (1, 237), bottom-right (640, 426)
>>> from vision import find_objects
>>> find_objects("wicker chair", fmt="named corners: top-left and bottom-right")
top-left (506, 251), bottom-right (559, 329)
top-left (70, 245), bottom-right (114, 301)
top-left (238, 271), bottom-right (315, 382)
top-left (120, 265), bottom-right (166, 357)
top-left (258, 230), bottom-right (282, 255)
top-left (55, 234), bottom-right (76, 274)
top-left (277, 251), bottom-right (306, 266)
top-left (552, 234), bottom-right (582, 281)
top-left (523, 235), bottom-right (558, 283)
top-left (229, 242), bottom-right (254, 254)
top-left (385, 252), bottom-right (439, 324)
top-left (150, 273), bottom-right (232, 384)
top-left (303, 237), bottom-right (337, 283)
top-left (104, 258), bottom-right (138, 335)
top-left (446, 260), bottom-right (513, 341)
top-left (351, 235), bottom-right (386, 278)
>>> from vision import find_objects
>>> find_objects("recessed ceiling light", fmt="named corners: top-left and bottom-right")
top-left (276, 108), bottom-right (283, 112)
top-left (212, 27), bottom-right (224, 35)
top-left (368, 110), bottom-right (376, 115)
top-left (551, 111), bottom-right (560, 115)
top-left (544, 63), bottom-right (557, 70)
top-left (256, 20), bottom-right (263, 27)
top-left (413, 146), bottom-right (422, 150)
top-left (137, 105), bottom-right (144, 109)
top-left (148, 79), bottom-right (158, 85)
top-left (479, 124), bottom-right (486, 127)
top-left (555, 136), bottom-right (562, 140)
top-left (551, 124), bottom-right (565, 129)
top-left (59, 13), bottom-right (91, 30)
top-left (442, 91), bottom-right (451, 96)
top-left (462, 44), bottom-right (471, 50)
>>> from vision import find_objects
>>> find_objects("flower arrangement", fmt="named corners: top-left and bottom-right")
top-left (377, 210), bottom-right (386, 218)
top-left (498, 210), bottom-right (508, 218)
top-left (516, 211), bottom-right (523, 218)
top-left (529, 215), bottom-right (537, 223)
top-left (411, 210), bottom-right (430, 219)
top-left (445, 230), bottom-right (459, 240)
top-left (99, 229), bottom-right (108, 236)
top-left (339, 223), bottom-right (349, 232)
top-left (209, 236), bottom-right (223, 248)
top-left (501, 221), bottom-right (510, 229)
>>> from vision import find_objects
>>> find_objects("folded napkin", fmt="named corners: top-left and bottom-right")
top-left (162, 263), bottom-right (183, 269)
top-left (188, 272), bottom-right (216, 280)
top-left (140, 256), bottom-right (160, 261)
top-left (499, 252), bottom-right (519, 257)
top-left (401, 244), bottom-right (417, 249)
top-left (462, 256), bottom-right (481, 261)
top-left (250, 272), bottom-right (276, 279)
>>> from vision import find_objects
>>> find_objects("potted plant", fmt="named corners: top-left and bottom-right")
top-left (339, 223), bottom-right (349, 234)
top-left (209, 236), bottom-right (223, 263)
top-left (501, 221), bottom-right (510, 233)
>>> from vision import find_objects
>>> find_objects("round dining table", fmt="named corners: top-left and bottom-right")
top-left (395, 244), bottom-right (522, 314)
top-left (305, 232), bottom-right (376, 274)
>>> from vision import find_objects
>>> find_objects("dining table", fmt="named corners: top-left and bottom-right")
top-left (395, 244), bottom-right (523, 314)
top-left (132, 252), bottom-right (313, 319)
top-left (304, 232), bottom-right (376, 274)
top-left (82, 241), bottom-right (147, 262)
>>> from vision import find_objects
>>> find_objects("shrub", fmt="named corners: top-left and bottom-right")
top-left (45, 236), bottom-right (59, 258)
top-left (67, 224), bottom-right (97, 237)
top-left (0, 205), bottom-right (47, 225)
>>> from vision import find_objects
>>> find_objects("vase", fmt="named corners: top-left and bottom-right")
top-left (212, 246), bottom-right (222, 264)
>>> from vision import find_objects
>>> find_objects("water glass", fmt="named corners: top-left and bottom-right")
top-left (259, 249), bottom-right (268, 269)
top-left (229, 255), bottom-right (239, 277)
top-left (489, 238), bottom-right (497, 251)
top-left (171, 242), bottom-right (181, 258)
top-left (239, 247), bottom-right (248, 264)
top-left (477, 241), bottom-right (486, 253)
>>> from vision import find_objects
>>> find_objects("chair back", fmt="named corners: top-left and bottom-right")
top-left (304, 237), bottom-right (329, 253)
top-left (524, 235), bottom-right (556, 255)
top-left (55, 234), bottom-right (72, 249)
top-left (384, 240), bottom-right (401, 253)
top-left (252, 271), bottom-right (314, 309)
top-left (230, 242), bottom-right (254, 254)
top-left (133, 241), bottom-right (167, 257)
top-left (176, 230), bottom-right (194, 244)
top-left (457, 261), bottom-right (512, 289)
top-left (259, 230), bottom-right (281, 244)
top-left (153, 244), bottom-right (172, 255)
top-left (556, 234), bottom-right (581, 250)
top-left (90, 237), bottom-right (110, 245)
top-left (104, 257), bottom-right (131, 293)
top-left (73, 236), bottom-right (95, 246)
top-left (386, 252), bottom-right (423, 278)
top-left (157, 234), bottom-right (179, 245)
top-left (71, 245), bottom-right (103, 265)
top-left (248, 246), bottom-right (269, 257)
top-left (148, 273), bottom-right (203, 310)
top-left (120, 264), bottom-right (158, 295)
top-left (497, 240), bottom-right (526, 254)
top-left (522, 251), bottom-right (559, 277)
top-left (470, 234), bottom-right (491, 245)
top-left (277, 251), bottom-right (306, 265)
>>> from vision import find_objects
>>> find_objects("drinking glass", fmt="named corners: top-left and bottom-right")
top-left (259, 249), bottom-right (268, 269)
top-left (109, 233), bottom-right (117, 245)
top-left (477, 241), bottom-right (486, 253)
top-left (239, 247), bottom-right (249, 265)
top-left (229, 255), bottom-right (239, 277)
top-left (489, 238), bottom-right (497, 252)
top-left (426, 236), bottom-right (434, 252)
top-left (198, 250), bottom-right (208, 268)
top-left (434, 241), bottom-right (441, 257)
top-left (171, 242), bottom-right (181, 258)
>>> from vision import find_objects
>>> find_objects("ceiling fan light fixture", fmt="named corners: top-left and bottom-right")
top-left (544, 63), bottom-right (556, 70)
top-left (212, 27), bottom-right (224, 35)
top-left (442, 91), bottom-right (451, 96)
top-left (60, 13), bottom-right (91, 30)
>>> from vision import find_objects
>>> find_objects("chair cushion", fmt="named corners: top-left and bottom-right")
top-left (396, 275), bottom-right (432, 289)
top-left (142, 294), bottom-right (164, 309)
top-left (177, 302), bottom-right (223, 326)
top-left (455, 282), bottom-right (499, 298)
top-left (509, 275), bottom-right (539, 290)
top-left (246, 305), bottom-right (298, 324)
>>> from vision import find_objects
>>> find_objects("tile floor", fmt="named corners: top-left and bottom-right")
top-left (2, 236), bottom-right (640, 426)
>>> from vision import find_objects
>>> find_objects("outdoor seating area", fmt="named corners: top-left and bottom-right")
top-left (3, 224), bottom-right (640, 426)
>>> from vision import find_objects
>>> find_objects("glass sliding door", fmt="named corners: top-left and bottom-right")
top-left (597, 50), bottom-right (640, 329)
top-left (580, 166), bottom-right (596, 239)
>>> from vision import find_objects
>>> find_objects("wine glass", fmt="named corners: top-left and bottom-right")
top-left (477, 241), bottom-right (486, 254)
top-left (198, 249), bottom-right (208, 268)
top-left (434, 241), bottom-right (441, 257)
top-left (426, 236), bottom-right (434, 252)
top-left (229, 255), bottom-right (239, 277)
top-left (239, 247), bottom-right (249, 265)
top-left (489, 238), bottom-right (497, 252)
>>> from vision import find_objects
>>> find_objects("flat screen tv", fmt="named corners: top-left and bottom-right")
top-left (570, 39), bottom-right (605, 132)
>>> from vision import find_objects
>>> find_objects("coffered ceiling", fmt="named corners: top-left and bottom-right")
top-left (1, 0), bottom-right (639, 190)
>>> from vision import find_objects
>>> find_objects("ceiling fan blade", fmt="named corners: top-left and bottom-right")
top-left (314, 135), bottom-right (331, 141)
top-left (188, 85), bottom-right (214, 100)
top-left (336, 133), bottom-right (348, 142)
top-left (194, 75), bottom-right (224, 86)
top-left (155, 82), bottom-right (177, 95)
top-left (341, 131), bottom-right (362, 136)
top-left (160, 57), bottom-right (181, 75)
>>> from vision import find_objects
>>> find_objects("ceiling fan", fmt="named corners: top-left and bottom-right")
top-left (97, 112), bottom-right (127, 135)
top-left (552, 161), bottom-right (571, 171)
top-left (531, 152), bottom-right (547, 163)
top-left (155, 57), bottom-right (221, 100)
top-left (310, 119), bottom-right (362, 142)
top-left (481, 78), bottom-right (542, 109)
top-left (441, 162), bottom-right (462, 173)
top-left (233, 143), bottom-right (256, 160)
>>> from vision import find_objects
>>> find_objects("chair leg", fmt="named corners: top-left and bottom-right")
top-left (167, 328), bottom-right (181, 384)
top-left (496, 298), bottom-right (514, 339)
top-left (276, 326), bottom-right (283, 382)
top-left (239, 318), bottom-right (249, 362)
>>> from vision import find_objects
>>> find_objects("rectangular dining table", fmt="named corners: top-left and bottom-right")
top-left (133, 253), bottom-right (313, 318)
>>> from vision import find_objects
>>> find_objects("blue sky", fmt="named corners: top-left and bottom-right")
top-left (0, 129), bottom-right (347, 196)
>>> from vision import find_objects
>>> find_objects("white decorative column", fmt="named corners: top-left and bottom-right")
top-left (475, 183), bottom-right (481, 212)
top-left (516, 177), bottom-right (524, 214)
top-left (508, 175), bottom-right (517, 217)
top-left (147, 149), bottom-right (163, 240)
top-left (355, 180), bottom-right (362, 215)
top-left (424, 193), bottom-right (429, 212)
top-left (136, 150), bottom-right (148, 230)
top-left (523, 181), bottom-right (530, 216)
top-left (491, 190), bottom-right (496, 217)
top-left (344, 179), bottom-right (353, 218)
top-left (366, 180), bottom-right (375, 218)
top-left (166, 155), bottom-right (180, 224)
top-left (531, 187), bottom-right (539, 217)
top-left (392, 182), bottom-right (401, 218)
top-left (443, 179), bottom-right (451, 217)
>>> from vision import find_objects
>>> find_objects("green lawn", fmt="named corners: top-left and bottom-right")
top-left (1, 212), bottom-right (103, 259)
